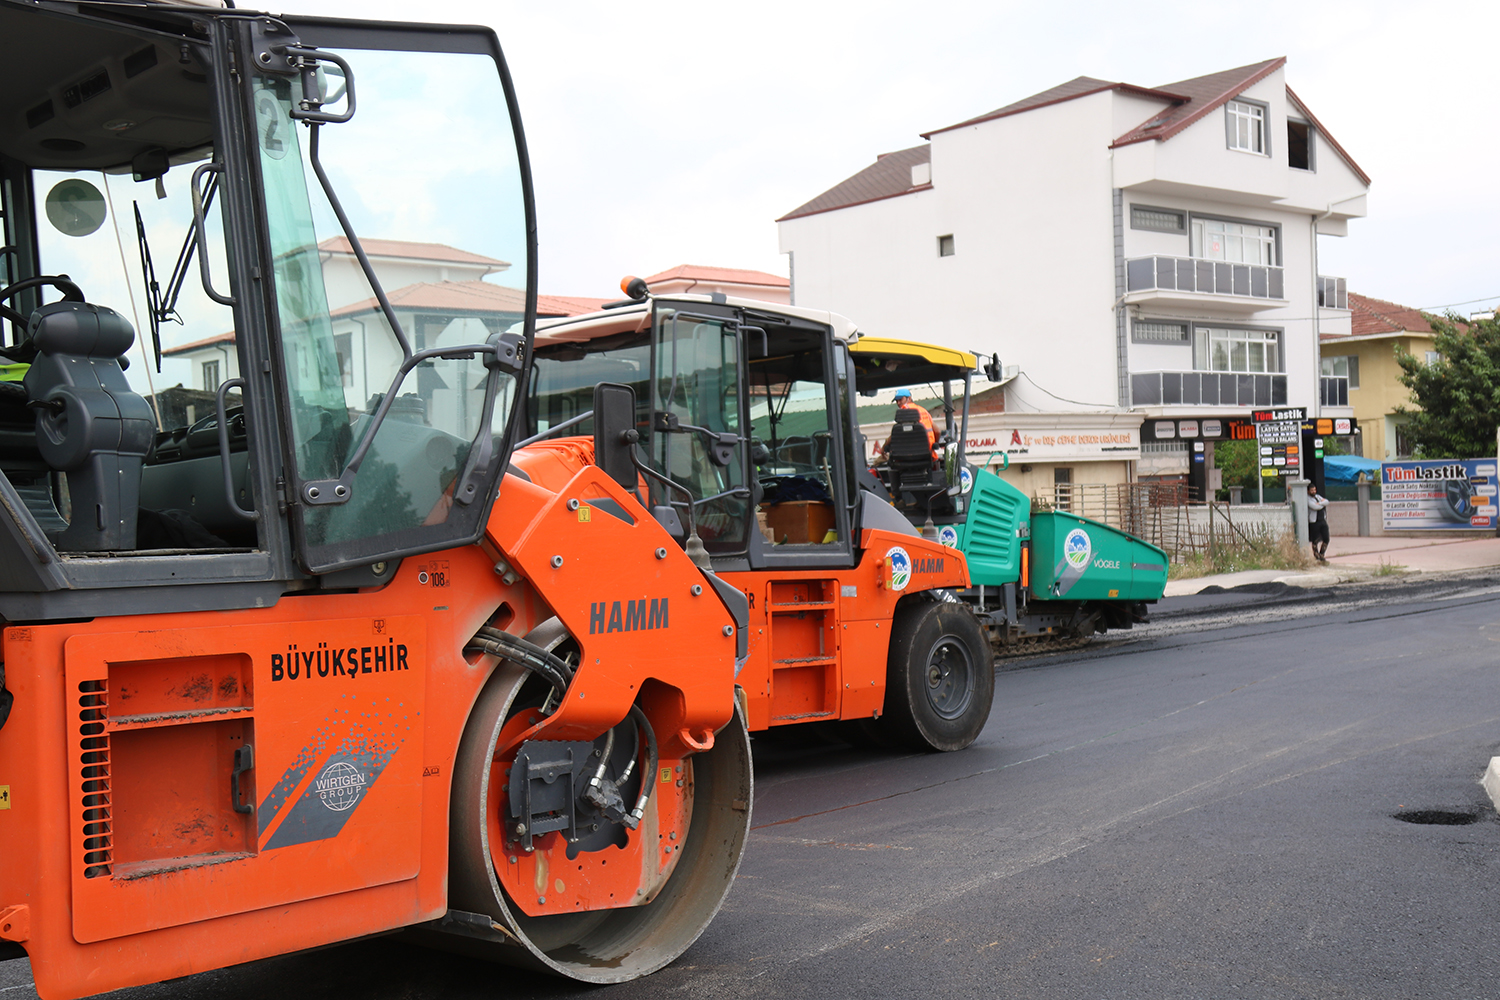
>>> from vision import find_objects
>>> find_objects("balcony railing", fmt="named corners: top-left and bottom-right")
top-left (1126, 255), bottom-right (1285, 301)
top-left (1131, 370), bottom-right (1287, 408)
top-left (1317, 275), bottom-right (1347, 309)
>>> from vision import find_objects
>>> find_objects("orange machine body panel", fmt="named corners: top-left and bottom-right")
top-left (513, 439), bottom-right (972, 734)
top-left (0, 464), bottom-right (737, 1000)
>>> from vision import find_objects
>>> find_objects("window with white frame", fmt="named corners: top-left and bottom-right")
top-left (1191, 218), bottom-right (1276, 266)
top-left (1321, 355), bottom-right (1357, 406)
top-left (1193, 326), bottom-right (1281, 373)
top-left (201, 359), bottom-right (220, 390)
top-left (1321, 355), bottom-right (1358, 388)
top-left (1226, 100), bottom-right (1266, 154)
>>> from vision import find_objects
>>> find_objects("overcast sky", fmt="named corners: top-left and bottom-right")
top-left (292, 0), bottom-right (1499, 318)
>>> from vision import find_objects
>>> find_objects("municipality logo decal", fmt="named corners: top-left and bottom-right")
top-left (886, 546), bottom-right (912, 591)
top-left (959, 467), bottom-right (974, 494)
top-left (1063, 528), bottom-right (1092, 570)
top-left (314, 760), bottom-right (368, 812)
top-left (938, 525), bottom-right (959, 547)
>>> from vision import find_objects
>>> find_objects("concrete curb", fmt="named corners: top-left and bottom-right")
top-left (1482, 757), bottom-right (1500, 814)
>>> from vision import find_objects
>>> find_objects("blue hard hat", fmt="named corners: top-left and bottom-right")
top-left (894, 389), bottom-right (912, 399)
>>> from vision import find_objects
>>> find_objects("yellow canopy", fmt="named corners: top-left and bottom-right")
top-left (848, 336), bottom-right (975, 390)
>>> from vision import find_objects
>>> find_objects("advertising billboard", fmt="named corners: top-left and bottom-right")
top-left (1380, 459), bottom-right (1498, 530)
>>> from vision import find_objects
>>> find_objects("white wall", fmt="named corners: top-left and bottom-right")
top-left (781, 90), bottom-right (1122, 413)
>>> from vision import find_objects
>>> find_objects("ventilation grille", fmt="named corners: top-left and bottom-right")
top-left (78, 680), bottom-right (112, 878)
top-left (967, 482), bottom-right (1019, 570)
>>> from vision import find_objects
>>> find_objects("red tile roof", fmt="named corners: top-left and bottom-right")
top-left (333, 280), bottom-right (605, 319)
top-left (922, 77), bottom-right (1189, 139)
top-left (538, 293), bottom-right (613, 316)
top-left (162, 330), bottom-right (236, 356)
top-left (645, 264), bottom-right (789, 288)
top-left (1111, 58), bottom-right (1285, 147)
top-left (317, 237), bottom-right (509, 269)
top-left (777, 144), bottom-right (932, 222)
top-left (1325, 293), bottom-right (1455, 340)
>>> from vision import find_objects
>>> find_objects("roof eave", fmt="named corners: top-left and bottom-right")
top-left (1285, 85), bottom-right (1372, 187)
top-left (777, 182), bottom-right (932, 223)
top-left (1111, 57), bottom-right (1286, 148)
top-left (921, 83), bottom-right (1189, 139)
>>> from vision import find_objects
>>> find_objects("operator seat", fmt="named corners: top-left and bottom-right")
top-left (886, 408), bottom-right (948, 514)
top-left (22, 301), bottom-right (155, 551)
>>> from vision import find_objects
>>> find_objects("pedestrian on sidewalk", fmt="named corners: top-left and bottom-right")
top-left (1308, 483), bottom-right (1330, 562)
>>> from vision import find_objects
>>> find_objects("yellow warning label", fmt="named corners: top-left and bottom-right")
top-left (659, 767), bottom-right (672, 784)
top-left (577, 506), bottom-right (592, 522)
top-left (0, 785), bottom-right (10, 810)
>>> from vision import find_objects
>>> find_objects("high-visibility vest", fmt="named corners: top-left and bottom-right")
top-left (899, 399), bottom-right (938, 457)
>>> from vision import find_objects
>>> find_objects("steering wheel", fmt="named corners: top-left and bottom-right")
top-left (0, 275), bottom-right (85, 329)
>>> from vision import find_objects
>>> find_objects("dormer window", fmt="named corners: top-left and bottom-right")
top-left (1226, 99), bottom-right (1267, 155)
top-left (1287, 119), bottom-right (1313, 170)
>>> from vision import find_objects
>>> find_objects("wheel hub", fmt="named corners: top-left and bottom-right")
top-left (924, 635), bottom-right (974, 720)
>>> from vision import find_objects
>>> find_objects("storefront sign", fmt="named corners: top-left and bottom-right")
top-left (1256, 418), bottom-right (1302, 479)
top-left (963, 427), bottom-right (1141, 462)
top-left (1381, 459), bottom-right (1497, 530)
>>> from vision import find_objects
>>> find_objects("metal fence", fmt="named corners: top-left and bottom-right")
top-left (1037, 483), bottom-right (1294, 559)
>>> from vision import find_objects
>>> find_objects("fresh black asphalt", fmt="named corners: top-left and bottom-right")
top-left (5, 570), bottom-right (1500, 999)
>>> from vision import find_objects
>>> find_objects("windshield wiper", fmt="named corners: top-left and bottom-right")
top-left (134, 173), bottom-right (221, 374)
top-left (132, 202), bottom-right (164, 372)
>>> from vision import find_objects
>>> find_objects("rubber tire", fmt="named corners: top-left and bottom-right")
top-left (879, 599), bottom-right (995, 752)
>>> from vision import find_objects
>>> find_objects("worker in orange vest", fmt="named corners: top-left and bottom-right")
top-left (877, 389), bottom-right (939, 465)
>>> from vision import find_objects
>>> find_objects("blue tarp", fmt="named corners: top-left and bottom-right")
top-left (1323, 454), bottom-right (1383, 484)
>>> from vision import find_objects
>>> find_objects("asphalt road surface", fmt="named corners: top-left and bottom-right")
top-left (6, 571), bottom-right (1500, 999)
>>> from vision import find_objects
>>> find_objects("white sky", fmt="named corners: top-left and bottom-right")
top-left (284, 0), bottom-right (1496, 316)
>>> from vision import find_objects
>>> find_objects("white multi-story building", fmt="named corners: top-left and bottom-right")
top-left (778, 58), bottom-right (1368, 496)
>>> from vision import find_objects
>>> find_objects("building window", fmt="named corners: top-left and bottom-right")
top-left (1425, 351), bottom-right (1440, 366)
top-left (1394, 423), bottom-right (1415, 459)
top-left (1132, 320), bottom-right (1190, 344)
top-left (1053, 466), bottom-right (1073, 511)
top-left (1317, 276), bottom-right (1347, 309)
top-left (1226, 99), bottom-right (1266, 154)
top-left (334, 332), bottom-right (354, 388)
top-left (1193, 326), bottom-right (1281, 373)
top-left (937, 234), bottom-right (955, 257)
top-left (201, 359), bottom-right (220, 390)
top-left (1287, 120), bottom-right (1313, 170)
top-left (1321, 355), bottom-right (1357, 406)
top-left (1191, 217), bottom-right (1276, 266)
top-left (1130, 205), bottom-right (1185, 234)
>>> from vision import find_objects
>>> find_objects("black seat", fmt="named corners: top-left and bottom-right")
top-left (886, 409), bottom-right (948, 514)
top-left (22, 301), bottom-right (155, 551)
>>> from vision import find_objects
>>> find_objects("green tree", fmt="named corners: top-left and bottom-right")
top-left (1213, 438), bottom-right (1262, 492)
top-left (1394, 313), bottom-right (1500, 459)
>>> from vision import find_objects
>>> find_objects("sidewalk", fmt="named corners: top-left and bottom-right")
top-left (1163, 535), bottom-right (1500, 597)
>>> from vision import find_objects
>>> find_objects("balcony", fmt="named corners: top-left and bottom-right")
top-left (1317, 275), bottom-right (1348, 310)
top-left (1131, 370), bottom-right (1287, 409)
top-left (1125, 255), bottom-right (1286, 314)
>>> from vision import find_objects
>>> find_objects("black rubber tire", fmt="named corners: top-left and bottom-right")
top-left (878, 599), bottom-right (995, 752)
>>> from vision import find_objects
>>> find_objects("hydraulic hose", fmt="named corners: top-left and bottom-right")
top-left (465, 626), bottom-right (575, 700)
top-left (625, 704), bottom-right (658, 827)
top-left (466, 625), bottom-right (657, 826)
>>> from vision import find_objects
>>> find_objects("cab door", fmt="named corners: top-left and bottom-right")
top-left (245, 18), bottom-right (536, 574)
